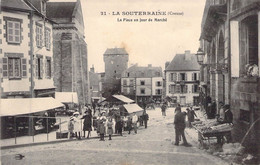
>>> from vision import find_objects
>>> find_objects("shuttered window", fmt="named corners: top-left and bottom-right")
top-left (45, 28), bottom-right (51, 50)
top-left (21, 58), bottom-right (27, 78)
top-left (36, 57), bottom-right (43, 79)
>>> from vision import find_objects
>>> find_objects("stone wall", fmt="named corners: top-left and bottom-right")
top-left (53, 31), bottom-right (89, 105)
top-left (231, 77), bottom-right (260, 152)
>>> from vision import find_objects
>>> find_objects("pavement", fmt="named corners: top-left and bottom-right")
top-left (0, 107), bottom-right (228, 165)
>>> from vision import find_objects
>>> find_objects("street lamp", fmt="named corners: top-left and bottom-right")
top-left (195, 48), bottom-right (205, 65)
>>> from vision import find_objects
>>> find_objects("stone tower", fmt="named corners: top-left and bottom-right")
top-left (47, 0), bottom-right (90, 105)
top-left (103, 48), bottom-right (129, 97)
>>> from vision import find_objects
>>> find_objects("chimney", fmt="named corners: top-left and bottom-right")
top-left (148, 64), bottom-right (152, 67)
top-left (184, 50), bottom-right (191, 60)
top-left (90, 65), bottom-right (95, 73)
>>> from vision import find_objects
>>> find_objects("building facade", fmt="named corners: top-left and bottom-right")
top-left (47, 0), bottom-right (90, 106)
top-left (199, 0), bottom-right (260, 152)
top-left (89, 66), bottom-right (103, 103)
top-left (165, 51), bottom-right (200, 106)
top-left (103, 48), bottom-right (129, 98)
top-left (121, 64), bottom-right (163, 104)
top-left (1, 0), bottom-right (55, 98)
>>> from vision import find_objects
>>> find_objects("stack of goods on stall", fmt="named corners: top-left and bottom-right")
top-left (192, 119), bottom-right (233, 134)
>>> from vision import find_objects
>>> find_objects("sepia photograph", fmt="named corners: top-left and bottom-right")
top-left (0, 0), bottom-right (260, 164)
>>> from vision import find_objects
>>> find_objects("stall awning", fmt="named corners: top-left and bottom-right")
top-left (0, 97), bottom-right (64, 116)
top-left (112, 95), bottom-right (135, 104)
top-left (55, 92), bottom-right (78, 104)
top-left (123, 104), bottom-right (143, 114)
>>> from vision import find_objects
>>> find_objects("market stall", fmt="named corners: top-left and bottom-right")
top-left (123, 104), bottom-right (144, 117)
top-left (192, 119), bottom-right (233, 145)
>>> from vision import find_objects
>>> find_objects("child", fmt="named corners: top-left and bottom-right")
top-left (68, 116), bottom-right (74, 139)
top-left (99, 119), bottom-right (106, 141)
top-left (107, 118), bottom-right (113, 140)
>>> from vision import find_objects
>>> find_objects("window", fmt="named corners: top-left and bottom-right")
top-left (175, 85), bottom-right (181, 93)
top-left (130, 79), bottom-right (134, 86)
top-left (192, 73), bottom-right (198, 81)
top-left (193, 84), bottom-right (199, 93)
top-left (140, 80), bottom-right (145, 85)
top-left (127, 72), bottom-right (130, 77)
top-left (123, 79), bottom-right (127, 86)
top-left (156, 81), bottom-right (161, 86)
top-left (140, 88), bottom-right (145, 94)
top-left (123, 88), bottom-right (127, 94)
top-left (46, 58), bottom-right (51, 78)
top-left (170, 85), bottom-right (175, 94)
top-left (2, 57), bottom-right (27, 79)
top-left (36, 25), bottom-right (43, 47)
top-left (35, 57), bottom-right (43, 79)
top-left (45, 28), bottom-right (51, 50)
top-left (7, 21), bottom-right (20, 43)
top-left (239, 15), bottom-right (258, 76)
top-left (8, 58), bottom-right (21, 78)
top-left (180, 73), bottom-right (186, 81)
top-left (156, 89), bottom-right (161, 95)
top-left (180, 85), bottom-right (188, 93)
top-left (170, 73), bottom-right (177, 82)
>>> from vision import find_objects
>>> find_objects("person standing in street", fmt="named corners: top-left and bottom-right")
top-left (107, 117), bottom-right (113, 140)
top-left (187, 107), bottom-right (197, 128)
top-left (81, 110), bottom-right (92, 138)
top-left (132, 112), bottom-right (138, 134)
top-left (174, 108), bottom-right (191, 146)
top-left (142, 110), bottom-right (149, 129)
top-left (175, 104), bottom-right (181, 113)
top-left (127, 116), bottom-right (132, 134)
top-left (72, 112), bottom-right (81, 140)
top-left (68, 116), bottom-right (74, 139)
top-left (161, 103), bottom-right (167, 116)
top-left (99, 119), bottom-right (106, 141)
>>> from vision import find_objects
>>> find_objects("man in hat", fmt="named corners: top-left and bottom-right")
top-left (174, 108), bottom-right (191, 146)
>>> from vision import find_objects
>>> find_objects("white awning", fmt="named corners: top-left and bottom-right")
top-left (0, 97), bottom-right (64, 116)
top-left (55, 92), bottom-right (78, 104)
top-left (112, 95), bottom-right (135, 103)
top-left (123, 104), bottom-right (143, 114)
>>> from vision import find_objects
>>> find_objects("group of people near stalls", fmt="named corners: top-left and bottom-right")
top-left (67, 104), bottom-right (149, 141)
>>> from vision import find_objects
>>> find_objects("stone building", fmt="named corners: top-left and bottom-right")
top-left (103, 48), bottom-right (129, 98)
top-left (89, 66), bottom-right (103, 103)
top-left (1, 0), bottom-right (55, 98)
top-left (47, 0), bottom-right (90, 106)
top-left (199, 0), bottom-right (260, 152)
top-left (121, 64), bottom-right (163, 104)
top-left (165, 51), bottom-right (200, 106)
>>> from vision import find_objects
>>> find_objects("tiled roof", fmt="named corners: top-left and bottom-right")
top-left (1, 0), bottom-right (32, 11)
top-left (46, 2), bottom-right (76, 19)
top-left (123, 64), bottom-right (162, 78)
top-left (165, 52), bottom-right (200, 71)
top-left (104, 48), bottom-right (128, 55)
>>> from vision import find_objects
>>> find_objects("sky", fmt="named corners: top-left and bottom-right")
top-left (51, 0), bottom-right (206, 73)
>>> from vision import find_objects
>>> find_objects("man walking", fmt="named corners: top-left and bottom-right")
top-left (174, 108), bottom-right (191, 146)
top-left (142, 110), bottom-right (149, 129)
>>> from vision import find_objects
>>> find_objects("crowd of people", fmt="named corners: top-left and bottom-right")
top-left (67, 104), bottom-right (149, 141)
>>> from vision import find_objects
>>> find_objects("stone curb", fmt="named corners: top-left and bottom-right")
top-left (0, 134), bottom-right (122, 150)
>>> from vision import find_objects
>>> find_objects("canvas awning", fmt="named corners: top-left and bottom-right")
top-left (112, 95), bottom-right (135, 104)
top-left (55, 92), bottom-right (78, 104)
top-left (0, 97), bottom-right (64, 116)
top-left (123, 104), bottom-right (143, 114)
